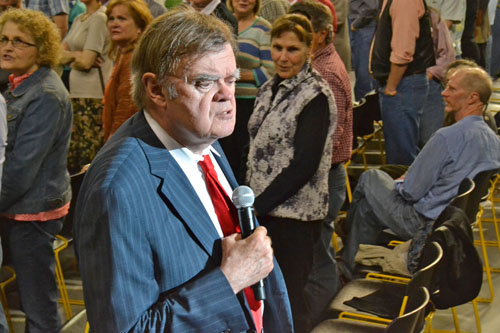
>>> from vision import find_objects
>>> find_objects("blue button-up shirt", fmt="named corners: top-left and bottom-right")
top-left (396, 116), bottom-right (500, 220)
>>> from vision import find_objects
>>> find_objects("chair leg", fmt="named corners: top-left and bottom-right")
top-left (54, 240), bottom-right (73, 320)
top-left (0, 266), bottom-right (15, 333)
top-left (474, 207), bottom-right (495, 303)
top-left (471, 299), bottom-right (481, 333)
top-left (451, 307), bottom-right (461, 332)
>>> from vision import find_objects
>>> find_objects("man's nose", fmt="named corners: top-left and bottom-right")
top-left (213, 81), bottom-right (233, 101)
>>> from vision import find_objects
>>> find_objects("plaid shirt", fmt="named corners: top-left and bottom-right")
top-left (312, 43), bottom-right (353, 164)
top-left (24, 0), bottom-right (69, 17)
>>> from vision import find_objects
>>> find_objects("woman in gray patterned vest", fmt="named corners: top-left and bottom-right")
top-left (246, 14), bottom-right (337, 333)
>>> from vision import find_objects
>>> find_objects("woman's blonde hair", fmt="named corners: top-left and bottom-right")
top-left (0, 8), bottom-right (62, 68)
top-left (106, 0), bottom-right (153, 57)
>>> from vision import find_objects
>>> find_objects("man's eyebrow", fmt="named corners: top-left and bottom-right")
top-left (191, 73), bottom-right (220, 81)
top-left (190, 69), bottom-right (241, 81)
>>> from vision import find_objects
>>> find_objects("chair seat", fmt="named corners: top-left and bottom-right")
top-left (326, 279), bottom-right (406, 319)
top-left (311, 318), bottom-right (387, 333)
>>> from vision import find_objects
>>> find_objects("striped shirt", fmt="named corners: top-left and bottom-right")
top-left (236, 16), bottom-right (274, 99)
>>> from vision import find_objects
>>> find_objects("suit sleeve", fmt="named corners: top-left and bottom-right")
top-left (75, 183), bottom-right (250, 333)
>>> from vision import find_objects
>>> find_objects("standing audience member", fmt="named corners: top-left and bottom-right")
top-left (219, 0), bottom-right (274, 182)
top-left (103, 0), bottom-right (153, 141)
top-left (426, 0), bottom-right (467, 57)
top-left (62, 0), bottom-right (112, 172)
top-left (348, 0), bottom-right (378, 101)
top-left (191, 0), bottom-right (238, 33)
top-left (74, 7), bottom-right (293, 332)
top-left (290, 0), bottom-right (351, 325)
top-left (259, 0), bottom-right (289, 24)
top-left (0, 94), bottom-right (7, 333)
top-left (490, 0), bottom-right (500, 77)
top-left (419, 6), bottom-right (455, 147)
top-left (0, 8), bottom-right (72, 332)
top-left (461, 0), bottom-right (480, 62)
top-left (339, 67), bottom-right (500, 280)
top-left (247, 14), bottom-right (337, 333)
top-left (25, 0), bottom-right (69, 37)
top-left (144, 0), bottom-right (166, 17)
top-left (370, 0), bottom-right (435, 165)
top-left (330, 0), bottom-right (351, 70)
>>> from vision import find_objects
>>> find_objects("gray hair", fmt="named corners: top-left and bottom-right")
top-left (131, 5), bottom-right (237, 108)
top-left (289, 0), bottom-right (333, 44)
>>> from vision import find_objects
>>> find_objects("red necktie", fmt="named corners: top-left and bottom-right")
top-left (198, 155), bottom-right (263, 333)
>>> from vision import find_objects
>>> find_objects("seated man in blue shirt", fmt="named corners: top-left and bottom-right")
top-left (340, 66), bottom-right (500, 279)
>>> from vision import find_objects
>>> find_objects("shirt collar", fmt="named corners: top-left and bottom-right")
top-left (312, 42), bottom-right (336, 62)
top-left (143, 110), bottom-right (220, 162)
top-left (197, 0), bottom-right (220, 15)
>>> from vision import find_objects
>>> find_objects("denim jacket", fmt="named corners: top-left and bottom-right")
top-left (0, 66), bottom-right (73, 215)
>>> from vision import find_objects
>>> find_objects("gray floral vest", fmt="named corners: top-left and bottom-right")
top-left (247, 63), bottom-right (337, 221)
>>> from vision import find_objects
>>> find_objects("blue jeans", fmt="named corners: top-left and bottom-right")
top-left (419, 79), bottom-right (444, 148)
top-left (0, 218), bottom-right (63, 333)
top-left (378, 73), bottom-right (429, 165)
top-left (304, 164), bottom-right (345, 325)
top-left (350, 21), bottom-right (377, 101)
top-left (340, 170), bottom-right (426, 280)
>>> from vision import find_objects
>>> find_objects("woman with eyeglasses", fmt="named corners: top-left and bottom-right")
top-left (0, 8), bottom-right (72, 332)
top-left (246, 14), bottom-right (337, 333)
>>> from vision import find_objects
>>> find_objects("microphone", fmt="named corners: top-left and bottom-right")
top-left (232, 185), bottom-right (266, 301)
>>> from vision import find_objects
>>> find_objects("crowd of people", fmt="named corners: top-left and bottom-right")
top-left (0, 0), bottom-right (499, 332)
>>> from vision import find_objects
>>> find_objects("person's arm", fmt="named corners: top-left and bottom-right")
top-left (64, 12), bottom-right (108, 71)
top-left (75, 181), bottom-right (273, 332)
top-left (326, 76), bottom-right (351, 154)
top-left (0, 92), bottom-right (64, 211)
top-left (254, 93), bottom-right (330, 216)
top-left (239, 24), bottom-right (274, 86)
top-left (64, 50), bottom-right (99, 71)
top-left (0, 96), bottom-right (6, 194)
top-left (395, 131), bottom-right (449, 202)
top-left (426, 9), bottom-right (456, 82)
top-left (385, 0), bottom-right (424, 94)
top-left (53, 13), bottom-right (68, 38)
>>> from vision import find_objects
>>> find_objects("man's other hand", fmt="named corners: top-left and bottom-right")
top-left (220, 226), bottom-right (274, 294)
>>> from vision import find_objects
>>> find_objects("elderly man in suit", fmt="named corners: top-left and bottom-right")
top-left (74, 7), bottom-right (293, 332)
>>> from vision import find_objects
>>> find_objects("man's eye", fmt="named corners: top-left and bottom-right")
top-left (195, 80), bottom-right (214, 90)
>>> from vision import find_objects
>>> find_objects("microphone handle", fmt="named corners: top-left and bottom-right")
top-left (237, 207), bottom-right (266, 301)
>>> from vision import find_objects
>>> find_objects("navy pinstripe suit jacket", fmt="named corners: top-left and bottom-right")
top-left (74, 111), bottom-right (293, 332)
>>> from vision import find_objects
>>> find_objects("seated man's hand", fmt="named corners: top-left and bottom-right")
top-left (220, 226), bottom-right (274, 294)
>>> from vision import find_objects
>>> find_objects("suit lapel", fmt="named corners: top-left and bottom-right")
top-left (133, 112), bottom-right (221, 259)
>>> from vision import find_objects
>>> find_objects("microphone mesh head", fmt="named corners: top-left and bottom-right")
top-left (232, 186), bottom-right (255, 208)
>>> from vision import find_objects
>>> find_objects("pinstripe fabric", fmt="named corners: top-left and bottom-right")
top-left (74, 111), bottom-right (293, 332)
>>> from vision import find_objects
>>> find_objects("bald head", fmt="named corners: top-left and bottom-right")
top-left (442, 67), bottom-right (492, 121)
top-left (452, 67), bottom-right (493, 104)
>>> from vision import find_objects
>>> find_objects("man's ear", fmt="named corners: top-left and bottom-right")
top-left (467, 91), bottom-right (480, 105)
top-left (142, 72), bottom-right (168, 108)
top-left (319, 29), bottom-right (329, 44)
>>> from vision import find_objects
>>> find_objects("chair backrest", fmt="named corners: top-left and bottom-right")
top-left (465, 168), bottom-right (500, 223)
top-left (352, 90), bottom-right (381, 139)
top-left (407, 242), bottom-right (443, 296)
top-left (450, 177), bottom-right (475, 211)
top-left (386, 287), bottom-right (430, 333)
